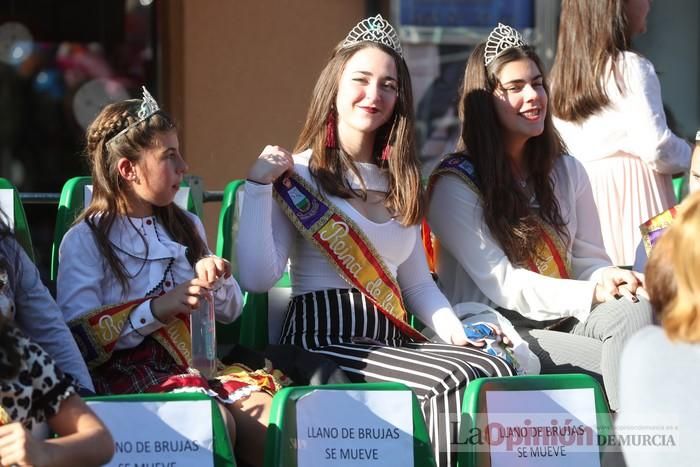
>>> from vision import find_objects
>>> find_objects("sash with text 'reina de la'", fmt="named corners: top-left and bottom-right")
top-left (427, 154), bottom-right (572, 279)
top-left (640, 206), bottom-right (678, 255)
top-left (69, 298), bottom-right (192, 369)
top-left (273, 173), bottom-right (427, 342)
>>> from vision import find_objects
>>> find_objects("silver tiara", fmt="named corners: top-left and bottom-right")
top-left (484, 23), bottom-right (526, 66)
top-left (342, 14), bottom-right (403, 57)
top-left (107, 86), bottom-right (161, 144)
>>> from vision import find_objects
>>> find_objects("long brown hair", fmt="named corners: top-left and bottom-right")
top-left (550, 0), bottom-right (632, 122)
top-left (457, 43), bottom-right (567, 265)
top-left (294, 41), bottom-right (424, 226)
top-left (80, 100), bottom-right (207, 292)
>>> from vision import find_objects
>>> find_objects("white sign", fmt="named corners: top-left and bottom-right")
top-left (88, 399), bottom-right (214, 467)
top-left (0, 190), bottom-right (14, 230)
top-left (296, 390), bottom-right (414, 466)
top-left (485, 388), bottom-right (600, 467)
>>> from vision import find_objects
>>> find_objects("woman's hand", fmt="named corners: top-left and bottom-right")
top-left (195, 255), bottom-right (231, 286)
top-left (451, 323), bottom-right (511, 347)
top-left (150, 278), bottom-right (211, 322)
top-left (0, 422), bottom-right (49, 467)
top-left (593, 267), bottom-right (647, 306)
top-left (246, 145), bottom-right (294, 185)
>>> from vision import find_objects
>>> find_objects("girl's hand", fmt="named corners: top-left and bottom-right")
top-left (246, 145), bottom-right (294, 185)
top-left (594, 268), bottom-right (646, 305)
top-left (150, 278), bottom-right (211, 322)
top-left (0, 422), bottom-right (49, 467)
top-left (195, 256), bottom-right (231, 286)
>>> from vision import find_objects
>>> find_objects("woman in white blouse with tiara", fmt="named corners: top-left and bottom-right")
top-left (237, 15), bottom-right (514, 467)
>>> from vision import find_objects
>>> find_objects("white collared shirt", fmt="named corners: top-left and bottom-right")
top-left (57, 212), bottom-right (242, 350)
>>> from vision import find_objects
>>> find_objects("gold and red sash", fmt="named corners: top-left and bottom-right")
top-left (640, 206), bottom-right (678, 255)
top-left (427, 154), bottom-right (572, 279)
top-left (69, 298), bottom-right (192, 369)
top-left (273, 173), bottom-right (427, 342)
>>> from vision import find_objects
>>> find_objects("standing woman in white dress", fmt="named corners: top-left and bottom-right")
top-left (550, 0), bottom-right (692, 266)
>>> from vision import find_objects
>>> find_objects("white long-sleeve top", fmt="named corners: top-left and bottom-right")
top-left (554, 52), bottom-right (690, 173)
top-left (57, 212), bottom-right (242, 350)
top-left (428, 155), bottom-right (613, 322)
top-left (237, 150), bottom-right (465, 344)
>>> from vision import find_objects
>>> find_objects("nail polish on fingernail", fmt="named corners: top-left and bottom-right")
top-left (631, 295), bottom-right (639, 303)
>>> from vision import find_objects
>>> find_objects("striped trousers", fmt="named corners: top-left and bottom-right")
top-left (279, 289), bottom-right (514, 467)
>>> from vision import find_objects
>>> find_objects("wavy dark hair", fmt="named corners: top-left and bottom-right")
top-left (550, 0), bottom-right (633, 122)
top-left (457, 43), bottom-right (568, 265)
top-left (294, 40), bottom-right (424, 225)
top-left (78, 100), bottom-right (207, 293)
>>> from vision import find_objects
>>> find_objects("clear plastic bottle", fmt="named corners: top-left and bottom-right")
top-left (190, 289), bottom-right (217, 379)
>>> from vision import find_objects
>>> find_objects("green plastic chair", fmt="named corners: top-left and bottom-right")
top-left (215, 179), bottom-right (291, 350)
top-left (265, 383), bottom-right (437, 467)
top-left (50, 176), bottom-right (201, 281)
top-left (0, 178), bottom-right (34, 261)
top-left (458, 373), bottom-right (614, 467)
top-left (672, 172), bottom-right (688, 203)
top-left (86, 392), bottom-right (235, 466)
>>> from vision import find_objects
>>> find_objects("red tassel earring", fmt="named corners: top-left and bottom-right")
top-left (381, 144), bottom-right (392, 160)
top-left (325, 111), bottom-right (337, 149)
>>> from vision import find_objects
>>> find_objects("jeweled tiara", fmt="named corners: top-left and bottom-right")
top-left (342, 14), bottom-right (403, 57)
top-left (107, 86), bottom-right (161, 144)
top-left (484, 23), bottom-right (526, 66)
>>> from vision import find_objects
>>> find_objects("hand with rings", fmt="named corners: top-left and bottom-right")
top-left (594, 267), bottom-right (647, 306)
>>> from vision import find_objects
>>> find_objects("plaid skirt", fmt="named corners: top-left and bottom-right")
top-left (91, 337), bottom-right (288, 403)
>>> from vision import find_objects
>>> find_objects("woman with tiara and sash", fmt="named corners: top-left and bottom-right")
top-left (426, 24), bottom-right (652, 412)
top-left (237, 15), bottom-right (514, 467)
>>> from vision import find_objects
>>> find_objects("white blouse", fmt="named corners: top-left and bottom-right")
top-left (57, 212), bottom-right (242, 350)
top-left (236, 150), bottom-right (465, 344)
top-left (554, 52), bottom-right (690, 173)
top-left (428, 155), bottom-right (613, 322)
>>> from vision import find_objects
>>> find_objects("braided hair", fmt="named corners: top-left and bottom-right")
top-left (78, 100), bottom-right (207, 294)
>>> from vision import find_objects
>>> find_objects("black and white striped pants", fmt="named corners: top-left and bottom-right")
top-left (279, 288), bottom-right (514, 467)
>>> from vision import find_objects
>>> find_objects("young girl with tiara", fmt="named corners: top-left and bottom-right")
top-left (237, 15), bottom-right (514, 467)
top-left (426, 23), bottom-right (653, 411)
top-left (56, 89), bottom-right (284, 467)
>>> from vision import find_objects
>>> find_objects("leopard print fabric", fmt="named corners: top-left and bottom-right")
top-left (0, 326), bottom-right (76, 429)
